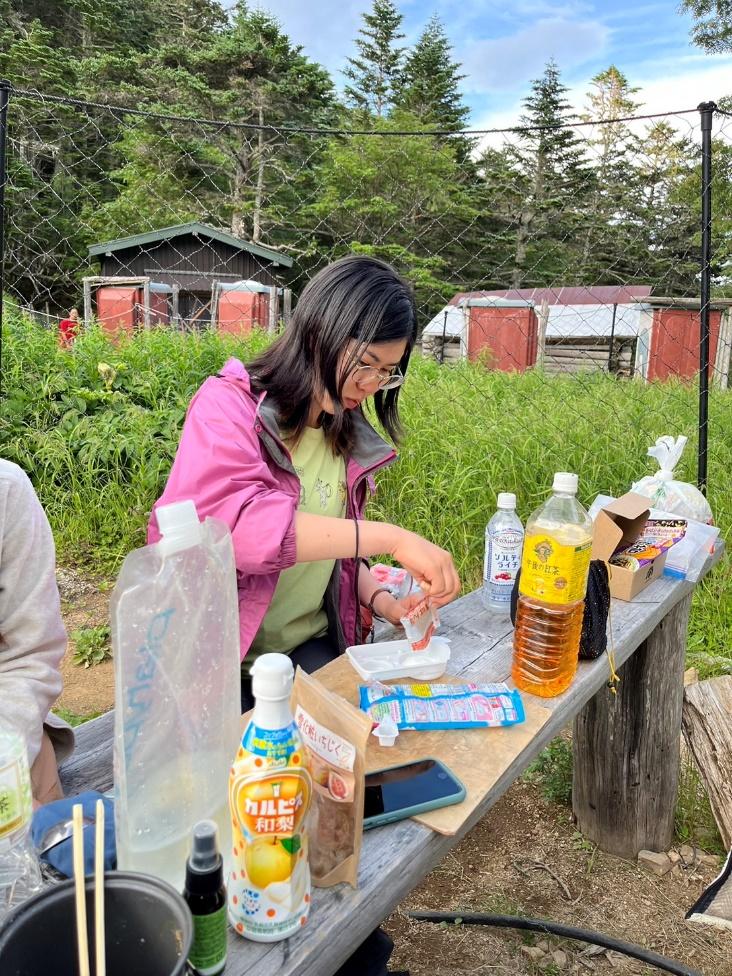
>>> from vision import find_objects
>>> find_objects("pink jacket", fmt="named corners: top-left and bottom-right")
top-left (148, 358), bottom-right (396, 660)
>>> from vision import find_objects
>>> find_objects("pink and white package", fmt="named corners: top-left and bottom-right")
top-left (400, 596), bottom-right (439, 652)
top-left (370, 563), bottom-right (413, 600)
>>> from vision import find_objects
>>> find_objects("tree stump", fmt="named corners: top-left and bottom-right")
top-left (572, 593), bottom-right (693, 857)
top-left (682, 675), bottom-right (732, 849)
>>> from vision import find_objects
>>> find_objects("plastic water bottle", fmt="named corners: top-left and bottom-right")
top-left (111, 500), bottom-right (241, 891)
top-left (482, 493), bottom-right (524, 613)
top-left (0, 723), bottom-right (43, 921)
top-left (512, 473), bottom-right (593, 698)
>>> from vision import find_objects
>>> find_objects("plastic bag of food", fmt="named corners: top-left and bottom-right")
top-left (631, 436), bottom-right (713, 524)
top-left (358, 681), bottom-right (525, 731)
top-left (401, 596), bottom-right (439, 651)
top-left (292, 668), bottom-right (372, 888)
top-left (370, 563), bottom-right (415, 600)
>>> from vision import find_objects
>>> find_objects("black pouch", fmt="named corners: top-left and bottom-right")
top-left (510, 560), bottom-right (610, 660)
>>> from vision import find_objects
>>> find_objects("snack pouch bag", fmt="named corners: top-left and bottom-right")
top-left (401, 597), bottom-right (439, 651)
top-left (631, 435), bottom-right (713, 524)
top-left (359, 682), bottom-right (525, 731)
top-left (370, 564), bottom-right (415, 600)
top-left (292, 668), bottom-right (372, 888)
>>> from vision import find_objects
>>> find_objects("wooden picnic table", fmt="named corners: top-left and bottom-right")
top-left (60, 545), bottom-right (723, 976)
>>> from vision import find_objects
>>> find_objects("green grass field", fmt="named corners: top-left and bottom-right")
top-left (3, 312), bottom-right (731, 678)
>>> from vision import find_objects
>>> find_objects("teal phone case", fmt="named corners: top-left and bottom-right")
top-left (362, 757), bottom-right (466, 830)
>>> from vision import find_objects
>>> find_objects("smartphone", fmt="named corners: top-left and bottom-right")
top-left (363, 757), bottom-right (466, 830)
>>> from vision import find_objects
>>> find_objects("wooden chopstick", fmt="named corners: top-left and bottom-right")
top-left (94, 799), bottom-right (106, 976)
top-left (72, 803), bottom-right (91, 976)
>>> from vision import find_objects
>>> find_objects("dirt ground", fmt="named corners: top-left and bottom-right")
top-left (56, 565), bottom-right (115, 715)
top-left (385, 780), bottom-right (732, 975)
top-left (56, 565), bottom-right (732, 976)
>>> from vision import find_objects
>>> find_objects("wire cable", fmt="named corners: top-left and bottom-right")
top-left (408, 911), bottom-right (703, 976)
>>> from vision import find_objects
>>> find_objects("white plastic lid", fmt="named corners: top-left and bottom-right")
top-left (250, 653), bottom-right (294, 702)
top-left (497, 492), bottom-right (517, 509)
top-left (155, 499), bottom-right (203, 554)
top-left (552, 472), bottom-right (578, 495)
top-left (372, 714), bottom-right (399, 747)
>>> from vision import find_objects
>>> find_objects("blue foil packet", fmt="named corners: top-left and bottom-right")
top-left (358, 682), bottom-right (525, 731)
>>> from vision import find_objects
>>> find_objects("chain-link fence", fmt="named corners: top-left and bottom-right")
top-left (1, 84), bottom-right (730, 536)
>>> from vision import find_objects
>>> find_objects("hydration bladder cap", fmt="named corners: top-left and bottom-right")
top-left (155, 499), bottom-right (203, 552)
top-left (497, 492), bottom-right (517, 509)
top-left (250, 652), bottom-right (294, 701)
top-left (189, 819), bottom-right (221, 874)
top-left (552, 472), bottom-right (578, 495)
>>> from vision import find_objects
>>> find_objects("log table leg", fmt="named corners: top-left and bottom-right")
top-left (572, 593), bottom-right (693, 858)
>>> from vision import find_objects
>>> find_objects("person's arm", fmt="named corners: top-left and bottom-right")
top-left (148, 380), bottom-right (299, 576)
top-left (151, 379), bottom-right (461, 602)
top-left (0, 466), bottom-right (66, 766)
top-left (295, 512), bottom-right (460, 606)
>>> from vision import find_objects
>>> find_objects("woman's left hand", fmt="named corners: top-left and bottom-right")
top-left (373, 591), bottom-right (423, 627)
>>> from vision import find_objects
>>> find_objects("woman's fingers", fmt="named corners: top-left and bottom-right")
top-left (392, 531), bottom-right (461, 607)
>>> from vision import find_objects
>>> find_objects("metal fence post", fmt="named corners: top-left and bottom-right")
top-left (0, 80), bottom-right (11, 398)
top-left (697, 101), bottom-right (716, 494)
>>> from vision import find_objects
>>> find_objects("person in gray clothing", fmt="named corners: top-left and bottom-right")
top-left (0, 459), bottom-right (73, 804)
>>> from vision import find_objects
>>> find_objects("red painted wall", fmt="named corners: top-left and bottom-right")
top-left (467, 305), bottom-right (538, 371)
top-left (217, 291), bottom-right (269, 335)
top-left (150, 291), bottom-right (170, 325)
top-left (647, 309), bottom-right (722, 381)
top-left (96, 286), bottom-right (140, 335)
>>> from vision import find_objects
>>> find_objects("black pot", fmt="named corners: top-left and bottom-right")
top-left (0, 871), bottom-right (193, 976)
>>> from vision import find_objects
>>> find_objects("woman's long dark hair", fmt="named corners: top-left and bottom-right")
top-left (249, 255), bottom-right (418, 455)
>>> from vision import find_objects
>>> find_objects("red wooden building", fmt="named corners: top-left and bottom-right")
top-left (424, 287), bottom-right (732, 386)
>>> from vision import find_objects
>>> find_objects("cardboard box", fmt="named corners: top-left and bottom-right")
top-left (591, 492), bottom-right (668, 601)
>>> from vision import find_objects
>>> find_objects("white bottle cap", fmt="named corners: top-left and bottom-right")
top-left (552, 472), bottom-right (578, 495)
top-left (372, 714), bottom-right (399, 747)
top-left (250, 653), bottom-right (294, 702)
top-left (155, 499), bottom-right (203, 555)
top-left (497, 492), bottom-right (516, 510)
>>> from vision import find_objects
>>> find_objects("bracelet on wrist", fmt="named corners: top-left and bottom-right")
top-left (366, 587), bottom-right (392, 621)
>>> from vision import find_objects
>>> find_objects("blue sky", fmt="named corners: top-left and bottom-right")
top-left (249, 0), bottom-right (732, 128)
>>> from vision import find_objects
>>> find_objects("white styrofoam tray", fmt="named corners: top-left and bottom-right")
top-left (345, 637), bottom-right (450, 681)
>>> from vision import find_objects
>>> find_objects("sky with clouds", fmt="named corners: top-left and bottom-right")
top-left (247, 0), bottom-right (732, 129)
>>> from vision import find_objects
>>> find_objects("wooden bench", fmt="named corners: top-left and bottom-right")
top-left (60, 546), bottom-right (723, 975)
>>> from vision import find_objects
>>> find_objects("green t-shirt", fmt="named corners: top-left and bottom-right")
top-left (247, 426), bottom-right (346, 672)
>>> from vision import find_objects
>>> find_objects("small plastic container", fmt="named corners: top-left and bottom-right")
top-left (346, 637), bottom-right (451, 682)
top-left (372, 715), bottom-right (399, 747)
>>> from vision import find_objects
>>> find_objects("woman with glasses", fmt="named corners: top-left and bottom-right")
top-left (149, 255), bottom-right (456, 974)
top-left (149, 255), bottom-right (460, 709)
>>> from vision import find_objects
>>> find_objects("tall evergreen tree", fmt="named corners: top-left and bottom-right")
top-left (395, 15), bottom-right (469, 131)
top-left (343, 0), bottom-right (405, 118)
top-left (85, 3), bottom-right (336, 251)
top-left (308, 109), bottom-right (480, 313)
top-left (635, 121), bottom-right (699, 295)
top-left (508, 59), bottom-right (592, 288)
top-left (578, 65), bottom-right (643, 281)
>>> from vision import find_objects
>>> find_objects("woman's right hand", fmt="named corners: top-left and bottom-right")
top-left (390, 528), bottom-right (461, 607)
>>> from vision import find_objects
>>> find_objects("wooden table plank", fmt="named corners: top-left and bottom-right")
top-left (58, 546), bottom-right (724, 976)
